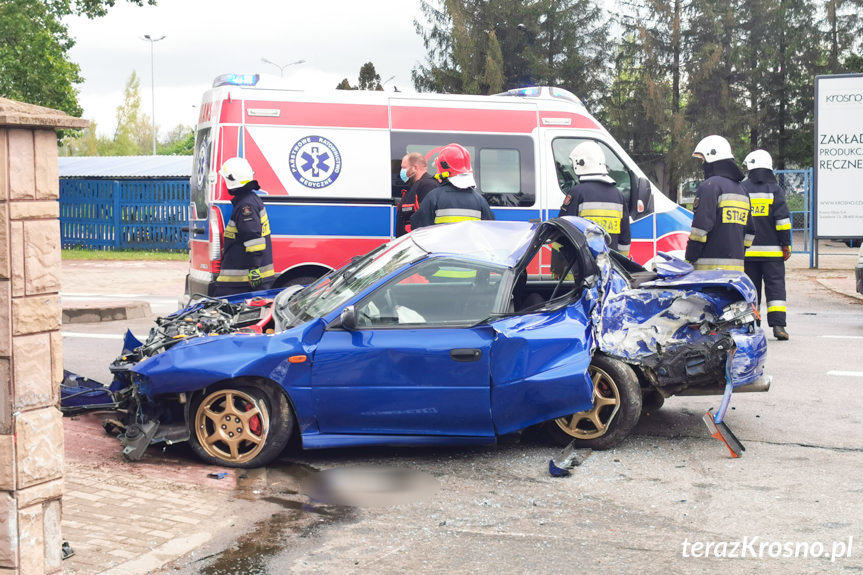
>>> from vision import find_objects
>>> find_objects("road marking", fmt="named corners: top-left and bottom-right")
top-left (820, 335), bottom-right (863, 340)
top-left (62, 332), bottom-right (124, 340)
top-left (826, 371), bottom-right (863, 377)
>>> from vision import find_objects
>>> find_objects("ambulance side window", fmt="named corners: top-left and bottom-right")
top-left (552, 138), bottom-right (632, 208)
top-left (390, 133), bottom-right (536, 207)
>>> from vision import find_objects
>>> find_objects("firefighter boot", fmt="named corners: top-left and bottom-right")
top-left (773, 325), bottom-right (789, 341)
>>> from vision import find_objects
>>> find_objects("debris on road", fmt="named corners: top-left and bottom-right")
top-left (548, 441), bottom-right (592, 477)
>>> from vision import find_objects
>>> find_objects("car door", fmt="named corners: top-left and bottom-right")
top-left (310, 257), bottom-right (506, 438)
top-left (488, 219), bottom-right (598, 435)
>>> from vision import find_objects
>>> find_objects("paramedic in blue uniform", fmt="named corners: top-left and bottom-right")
top-left (212, 157), bottom-right (275, 296)
top-left (685, 135), bottom-right (755, 271)
top-left (396, 152), bottom-right (438, 236)
top-left (742, 149), bottom-right (792, 341)
top-left (411, 143), bottom-right (494, 229)
top-left (558, 141), bottom-right (631, 257)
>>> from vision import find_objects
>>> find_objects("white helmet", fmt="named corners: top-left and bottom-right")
top-left (569, 141), bottom-right (609, 177)
top-left (219, 157), bottom-right (255, 190)
top-left (743, 149), bottom-right (773, 171)
top-left (692, 135), bottom-right (734, 164)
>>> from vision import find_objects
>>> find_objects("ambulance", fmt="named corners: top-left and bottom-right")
top-left (186, 73), bottom-right (693, 297)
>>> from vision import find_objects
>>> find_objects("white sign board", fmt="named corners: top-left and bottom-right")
top-left (815, 74), bottom-right (863, 238)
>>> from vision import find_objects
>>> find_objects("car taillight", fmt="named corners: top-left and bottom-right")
top-left (209, 208), bottom-right (224, 273)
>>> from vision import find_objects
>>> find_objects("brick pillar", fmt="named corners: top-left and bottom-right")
top-left (0, 99), bottom-right (88, 574)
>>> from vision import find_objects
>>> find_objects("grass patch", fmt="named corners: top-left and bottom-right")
top-left (62, 249), bottom-right (188, 261)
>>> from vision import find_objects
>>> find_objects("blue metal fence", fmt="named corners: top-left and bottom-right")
top-left (775, 168), bottom-right (813, 266)
top-left (60, 179), bottom-right (189, 251)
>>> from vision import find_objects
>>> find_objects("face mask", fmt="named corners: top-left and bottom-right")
top-left (399, 168), bottom-right (410, 183)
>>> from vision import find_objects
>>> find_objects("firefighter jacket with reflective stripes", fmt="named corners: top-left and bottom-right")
top-left (217, 186), bottom-right (274, 286)
top-left (742, 169), bottom-right (792, 260)
top-left (410, 181), bottom-right (495, 230)
top-left (685, 169), bottom-right (755, 272)
top-left (396, 173), bottom-right (438, 236)
top-left (558, 180), bottom-right (631, 256)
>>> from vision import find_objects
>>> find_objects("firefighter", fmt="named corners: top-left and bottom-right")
top-left (558, 141), bottom-right (631, 257)
top-left (743, 149), bottom-right (792, 340)
top-left (212, 157), bottom-right (274, 296)
top-left (396, 152), bottom-right (438, 236)
top-left (685, 135), bottom-right (755, 272)
top-left (411, 143), bottom-right (494, 229)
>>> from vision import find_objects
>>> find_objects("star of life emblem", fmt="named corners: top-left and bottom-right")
top-left (288, 136), bottom-right (342, 188)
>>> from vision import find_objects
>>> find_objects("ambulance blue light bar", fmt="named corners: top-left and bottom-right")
top-left (213, 74), bottom-right (260, 88)
top-left (496, 86), bottom-right (585, 107)
top-left (501, 87), bottom-right (541, 98)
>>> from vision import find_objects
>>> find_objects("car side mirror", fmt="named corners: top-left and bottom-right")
top-left (340, 306), bottom-right (358, 331)
top-left (633, 175), bottom-right (653, 215)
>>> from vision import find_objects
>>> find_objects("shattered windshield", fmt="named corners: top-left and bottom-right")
top-left (284, 239), bottom-right (427, 324)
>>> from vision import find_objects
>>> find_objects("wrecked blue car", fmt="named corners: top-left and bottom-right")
top-left (71, 217), bottom-right (769, 467)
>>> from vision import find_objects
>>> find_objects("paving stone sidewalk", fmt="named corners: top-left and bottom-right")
top-left (62, 415), bottom-right (279, 575)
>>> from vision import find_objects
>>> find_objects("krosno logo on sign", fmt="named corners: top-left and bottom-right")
top-left (289, 136), bottom-right (342, 189)
top-left (824, 92), bottom-right (863, 105)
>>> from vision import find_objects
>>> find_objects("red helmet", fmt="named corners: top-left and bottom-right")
top-left (435, 143), bottom-right (476, 189)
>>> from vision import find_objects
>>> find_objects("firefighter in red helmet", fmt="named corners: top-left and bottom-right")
top-left (411, 143), bottom-right (494, 229)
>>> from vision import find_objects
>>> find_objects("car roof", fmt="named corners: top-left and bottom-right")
top-left (409, 221), bottom-right (538, 268)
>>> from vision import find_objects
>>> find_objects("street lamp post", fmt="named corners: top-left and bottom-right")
top-left (142, 34), bottom-right (166, 155)
top-left (260, 58), bottom-right (306, 77)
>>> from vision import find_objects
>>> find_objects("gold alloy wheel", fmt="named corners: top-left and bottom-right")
top-left (553, 365), bottom-right (621, 440)
top-left (194, 389), bottom-right (270, 464)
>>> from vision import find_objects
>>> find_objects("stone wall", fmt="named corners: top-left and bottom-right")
top-left (0, 99), bottom-right (87, 575)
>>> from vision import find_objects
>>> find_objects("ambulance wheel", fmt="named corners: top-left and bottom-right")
top-left (545, 355), bottom-right (642, 450)
top-left (189, 380), bottom-right (293, 468)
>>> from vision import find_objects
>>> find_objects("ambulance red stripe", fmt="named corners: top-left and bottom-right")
top-left (243, 101), bottom-right (389, 129)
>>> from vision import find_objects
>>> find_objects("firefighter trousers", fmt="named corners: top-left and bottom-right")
top-left (744, 259), bottom-right (787, 327)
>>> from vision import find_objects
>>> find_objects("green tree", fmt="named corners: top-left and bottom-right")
top-left (821, 0), bottom-right (863, 73)
top-left (531, 0), bottom-right (612, 110)
top-left (0, 0), bottom-right (82, 116)
top-left (111, 71), bottom-right (152, 155)
top-left (0, 0), bottom-right (155, 116)
top-left (358, 62), bottom-right (383, 90)
top-left (158, 126), bottom-right (194, 155)
top-left (336, 63), bottom-right (388, 90)
top-left (606, 0), bottom-right (690, 199)
top-left (756, 0), bottom-right (821, 168)
top-left (683, 0), bottom-right (747, 145)
top-left (413, 0), bottom-right (610, 102)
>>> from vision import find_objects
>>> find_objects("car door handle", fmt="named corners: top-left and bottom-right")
top-left (450, 348), bottom-right (482, 362)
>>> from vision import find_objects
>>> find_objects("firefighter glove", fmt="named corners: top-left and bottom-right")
top-left (249, 268), bottom-right (264, 288)
top-left (782, 245), bottom-right (792, 261)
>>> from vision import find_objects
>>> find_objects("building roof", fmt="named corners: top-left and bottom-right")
top-left (58, 156), bottom-right (192, 179)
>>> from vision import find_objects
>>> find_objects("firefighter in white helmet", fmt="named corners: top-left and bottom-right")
top-left (558, 140), bottom-right (631, 257)
top-left (213, 157), bottom-right (274, 296)
top-left (742, 149), bottom-right (791, 340)
top-left (685, 135), bottom-right (755, 271)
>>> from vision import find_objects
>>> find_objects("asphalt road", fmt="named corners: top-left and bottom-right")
top-left (60, 258), bottom-right (863, 574)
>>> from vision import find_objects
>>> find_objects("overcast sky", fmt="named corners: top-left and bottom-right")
top-left (65, 0), bottom-right (427, 137)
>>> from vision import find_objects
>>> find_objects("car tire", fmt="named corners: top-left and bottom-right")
top-left (544, 354), bottom-right (642, 450)
top-left (188, 380), bottom-right (293, 468)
